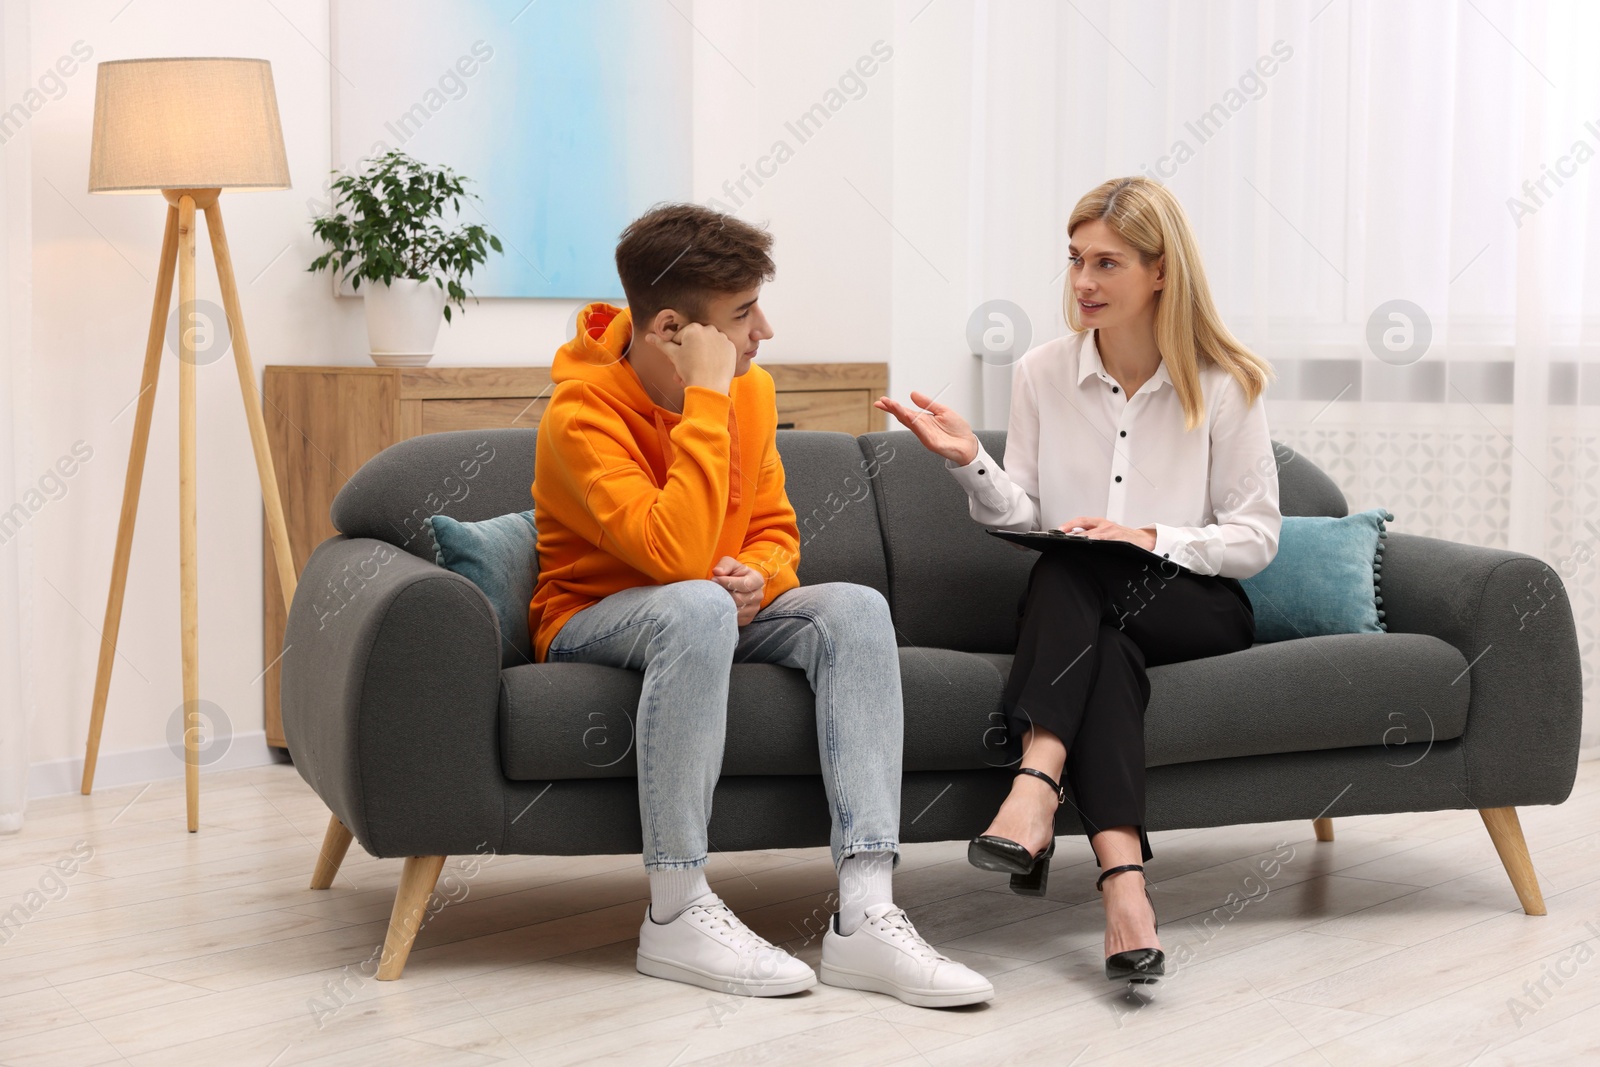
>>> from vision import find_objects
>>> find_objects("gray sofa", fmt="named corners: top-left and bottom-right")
top-left (281, 427), bottom-right (1584, 980)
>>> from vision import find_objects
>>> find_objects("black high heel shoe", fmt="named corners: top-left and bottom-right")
top-left (967, 767), bottom-right (1064, 897)
top-left (1098, 863), bottom-right (1164, 984)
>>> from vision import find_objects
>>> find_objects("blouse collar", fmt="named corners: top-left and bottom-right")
top-left (1075, 329), bottom-right (1173, 393)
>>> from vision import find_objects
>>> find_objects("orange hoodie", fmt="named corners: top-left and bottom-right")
top-left (528, 303), bottom-right (802, 663)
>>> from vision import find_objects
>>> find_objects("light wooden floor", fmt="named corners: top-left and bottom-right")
top-left (3, 760), bottom-right (1599, 1067)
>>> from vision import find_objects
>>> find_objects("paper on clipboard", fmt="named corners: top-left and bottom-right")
top-left (985, 527), bottom-right (1187, 572)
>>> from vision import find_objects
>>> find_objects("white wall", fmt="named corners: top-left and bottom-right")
top-left (691, 0), bottom-right (896, 374)
top-left (24, 0), bottom-right (985, 790)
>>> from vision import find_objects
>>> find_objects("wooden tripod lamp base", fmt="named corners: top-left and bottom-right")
top-left (79, 190), bottom-right (299, 831)
top-left (83, 58), bottom-right (297, 831)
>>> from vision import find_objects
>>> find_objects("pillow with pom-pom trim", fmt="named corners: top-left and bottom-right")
top-left (1238, 508), bottom-right (1392, 643)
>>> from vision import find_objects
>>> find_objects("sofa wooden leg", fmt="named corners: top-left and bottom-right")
top-left (377, 855), bottom-right (447, 980)
top-left (310, 814), bottom-right (353, 890)
top-left (1480, 807), bottom-right (1547, 915)
top-left (1313, 818), bottom-right (1334, 842)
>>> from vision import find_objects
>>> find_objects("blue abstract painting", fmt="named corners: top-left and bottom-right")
top-left (330, 0), bottom-right (693, 298)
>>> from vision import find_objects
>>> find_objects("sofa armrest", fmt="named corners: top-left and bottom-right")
top-left (1379, 531), bottom-right (1583, 808)
top-left (281, 536), bottom-right (506, 858)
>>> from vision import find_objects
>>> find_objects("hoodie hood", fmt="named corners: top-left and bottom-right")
top-left (552, 302), bottom-right (658, 414)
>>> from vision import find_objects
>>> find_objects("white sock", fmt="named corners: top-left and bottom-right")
top-left (648, 866), bottom-right (713, 924)
top-left (837, 851), bottom-right (895, 935)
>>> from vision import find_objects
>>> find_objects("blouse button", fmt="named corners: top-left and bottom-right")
top-left (1114, 475), bottom-right (1123, 483)
top-left (1111, 386), bottom-right (1119, 393)
top-left (1119, 430), bottom-right (1127, 437)
top-left (977, 468), bottom-right (985, 474)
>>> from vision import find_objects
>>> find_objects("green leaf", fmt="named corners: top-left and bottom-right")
top-left (304, 148), bottom-right (505, 296)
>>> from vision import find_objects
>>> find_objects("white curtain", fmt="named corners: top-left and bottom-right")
top-left (0, 0), bottom-right (33, 832)
top-left (971, 0), bottom-right (1600, 755)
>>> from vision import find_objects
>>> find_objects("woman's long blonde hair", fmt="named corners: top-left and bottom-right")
top-left (1063, 177), bottom-right (1273, 431)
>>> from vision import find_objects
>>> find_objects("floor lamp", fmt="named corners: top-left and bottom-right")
top-left (82, 58), bottom-right (299, 831)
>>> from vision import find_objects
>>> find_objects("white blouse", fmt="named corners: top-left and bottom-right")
top-left (944, 329), bottom-right (1281, 579)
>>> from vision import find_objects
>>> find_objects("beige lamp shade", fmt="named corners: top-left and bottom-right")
top-left (88, 57), bottom-right (290, 193)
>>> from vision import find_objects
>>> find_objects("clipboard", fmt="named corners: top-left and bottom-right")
top-left (986, 527), bottom-right (1188, 573)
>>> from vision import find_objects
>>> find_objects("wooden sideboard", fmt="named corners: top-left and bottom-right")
top-left (261, 361), bottom-right (889, 747)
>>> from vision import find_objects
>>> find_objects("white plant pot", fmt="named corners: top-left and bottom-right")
top-left (363, 277), bottom-right (447, 367)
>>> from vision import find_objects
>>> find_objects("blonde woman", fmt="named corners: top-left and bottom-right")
top-left (877, 177), bottom-right (1280, 987)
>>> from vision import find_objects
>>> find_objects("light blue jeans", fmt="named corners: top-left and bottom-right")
top-left (545, 580), bottom-right (903, 873)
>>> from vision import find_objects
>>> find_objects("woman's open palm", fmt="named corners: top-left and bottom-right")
top-left (875, 391), bottom-right (978, 465)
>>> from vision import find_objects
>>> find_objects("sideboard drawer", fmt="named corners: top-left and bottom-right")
top-left (421, 397), bottom-right (549, 434)
top-left (774, 389), bottom-right (873, 434)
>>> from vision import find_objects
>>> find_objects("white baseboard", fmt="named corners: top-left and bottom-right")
top-left (28, 730), bottom-right (283, 799)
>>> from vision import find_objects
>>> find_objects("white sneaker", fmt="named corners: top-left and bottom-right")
top-left (637, 893), bottom-right (817, 996)
top-left (821, 902), bottom-right (994, 1007)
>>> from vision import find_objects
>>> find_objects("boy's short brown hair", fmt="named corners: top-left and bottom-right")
top-left (615, 203), bottom-right (775, 326)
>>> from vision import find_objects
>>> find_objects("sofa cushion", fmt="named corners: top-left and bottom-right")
top-left (989, 631), bottom-right (1469, 770)
top-left (777, 432), bottom-right (893, 596)
top-left (861, 429), bottom-right (1036, 654)
top-left (1275, 440), bottom-right (1350, 518)
top-left (333, 429), bottom-right (540, 560)
top-left (499, 630), bottom-right (1469, 780)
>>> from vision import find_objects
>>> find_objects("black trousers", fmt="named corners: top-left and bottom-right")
top-left (1001, 547), bottom-right (1256, 866)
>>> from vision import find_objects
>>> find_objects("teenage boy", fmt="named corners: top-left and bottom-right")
top-left (528, 203), bottom-right (992, 1007)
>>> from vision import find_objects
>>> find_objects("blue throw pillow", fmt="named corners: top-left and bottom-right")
top-left (1239, 508), bottom-right (1392, 643)
top-left (426, 510), bottom-right (538, 667)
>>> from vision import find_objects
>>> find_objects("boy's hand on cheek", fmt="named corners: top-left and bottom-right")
top-left (647, 322), bottom-right (737, 394)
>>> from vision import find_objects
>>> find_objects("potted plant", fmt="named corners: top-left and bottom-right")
top-left (308, 149), bottom-right (504, 366)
